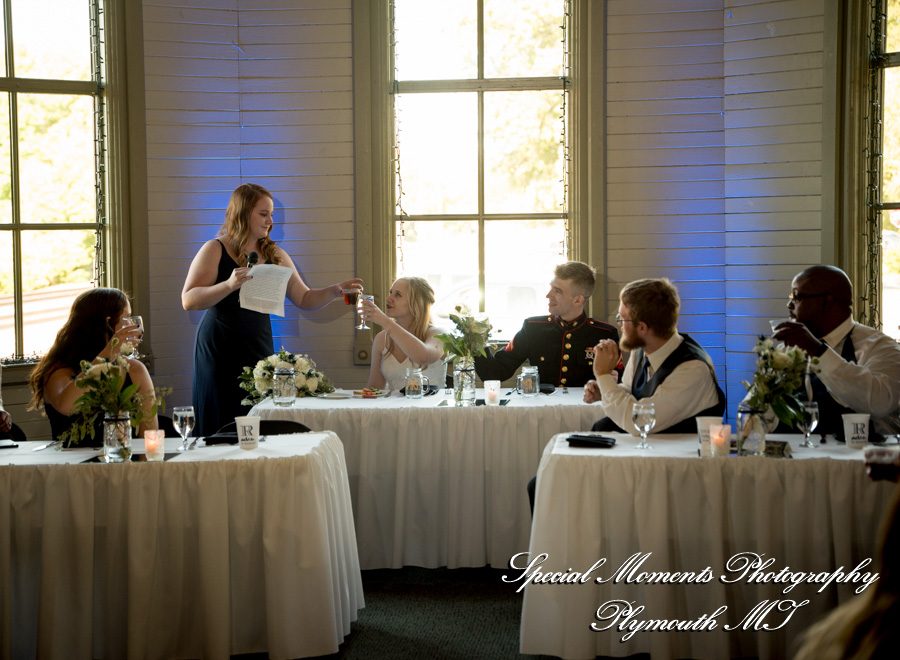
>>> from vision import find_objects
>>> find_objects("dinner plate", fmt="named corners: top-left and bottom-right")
top-left (319, 391), bottom-right (352, 399)
top-left (352, 390), bottom-right (390, 399)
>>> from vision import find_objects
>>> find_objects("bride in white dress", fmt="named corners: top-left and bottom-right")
top-left (361, 277), bottom-right (446, 392)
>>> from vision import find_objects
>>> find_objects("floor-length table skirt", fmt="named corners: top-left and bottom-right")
top-left (0, 432), bottom-right (363, 660)
top-left (253, 390), bottom-right (600, 568)
top-left (519, 433), bottom-right (897, 660)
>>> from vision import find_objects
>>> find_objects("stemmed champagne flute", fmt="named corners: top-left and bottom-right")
top-left (121, 315), bottom-right (144, 359)
top-left (173, 406), bottom-right (195, 452)
top-left (632, 402), bottom-right (656, 450)
top-left (357, 294), bottom-right (374, 330)
top-left (798, 401), bottom-right (819, 449)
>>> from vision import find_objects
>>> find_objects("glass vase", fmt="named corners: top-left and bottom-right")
top-left (103, 412), bottom-right (132, 463)
top-left (453, 358), bottom-right (477, 406)
top-left (737, 403), bottom-right (766, 456)
top-left (273, 368), bottom-right (296, 407)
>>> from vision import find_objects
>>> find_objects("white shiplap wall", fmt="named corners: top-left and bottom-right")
top-left (606, 0), bottom-right (825, 418)
top-left (605, 0), bottom-right (727, 381)
top-left (143, 0), bottom-right (361, 408)
top-left (723, 0), bottom-right (825, 411)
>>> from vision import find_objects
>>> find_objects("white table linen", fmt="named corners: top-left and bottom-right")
top-left (252, 389), bottom-right (601, 568)
top-left (0, 432), bottom-right (363, 660)
top-left (520, 433), bottom-right (897, 660)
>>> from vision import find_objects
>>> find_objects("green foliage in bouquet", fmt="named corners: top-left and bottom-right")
top-left (61, 347), bottom-right (170, 446)
top-left (741, 336), bottom-right (816, 427)
top-left (435, 305), bottom-right (492, 365)
top-left (239, 348), bottom-right (335, 405)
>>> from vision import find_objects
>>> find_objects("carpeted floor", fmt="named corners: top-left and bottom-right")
top-left (235, 566), bottom-right (652, 660)
top-left (315, 566), bottom-right (545, 660)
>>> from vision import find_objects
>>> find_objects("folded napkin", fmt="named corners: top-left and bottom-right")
top-left (566, 434), bottom-right (616, 448)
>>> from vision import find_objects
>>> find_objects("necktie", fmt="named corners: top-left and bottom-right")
top-left (633, 357), bottom-right (650, 392)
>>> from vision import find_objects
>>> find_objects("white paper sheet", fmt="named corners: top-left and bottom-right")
top-left (239, 264), bottom-right (293, 316)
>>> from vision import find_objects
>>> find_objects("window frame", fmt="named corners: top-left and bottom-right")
top-left (352, 0), bottom-right (607, 352)
top-left (0, 0), bottom-right (148, 365)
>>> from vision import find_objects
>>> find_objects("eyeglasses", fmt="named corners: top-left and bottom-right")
top-left (788, 291), bottom-right (831, 302)
top-left (615, 314), bottom-right (635, 325)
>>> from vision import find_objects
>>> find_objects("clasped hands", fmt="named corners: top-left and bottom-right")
top-left (584, 339), bottom-right (621, 404)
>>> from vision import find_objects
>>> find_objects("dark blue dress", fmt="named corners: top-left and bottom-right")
top-left (192, 240), bottom-right (274, 437)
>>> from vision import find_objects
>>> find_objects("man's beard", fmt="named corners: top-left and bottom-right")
top-left (620, 333), bottom-right (645, 352)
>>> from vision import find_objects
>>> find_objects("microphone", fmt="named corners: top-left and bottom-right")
top-left (246, 251), bottom-right (259, 268)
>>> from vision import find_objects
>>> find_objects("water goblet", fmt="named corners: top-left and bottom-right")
top-left (173, 406), bottom-right (195, 452)
top-left (357, 294), bottom-right (374, 330)
top-left (798, 401), bottom-right (819, 449)
top-left (121, 315), bottom-right (144, 359)
top-left (632, 402), bottom-right (656, 450)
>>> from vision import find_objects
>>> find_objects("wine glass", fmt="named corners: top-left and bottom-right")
top-left (121, 315), bottom-right (144, 359)
top-left (632, 402), bottom-right (656, 450)
top-left (173, 406), bottom-right (195, 452)
top-left (798, 401), bottom-right (819, 449)
top-left (357, 294), bottom-right (374, 330)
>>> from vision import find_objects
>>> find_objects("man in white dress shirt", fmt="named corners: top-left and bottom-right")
top-left (527, 278), bottom-right (725, 513)
top-left (585, 277), bottom-right (725, 435)
top-left (772, 265), bottom-right (900, 439)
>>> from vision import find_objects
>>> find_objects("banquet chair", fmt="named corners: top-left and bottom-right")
top-left (157, 414), bottom-right (178, 438)
top-left (213, 419), bottom-right (312, 436)
top-left (0, 422), bottom-right (26, 443)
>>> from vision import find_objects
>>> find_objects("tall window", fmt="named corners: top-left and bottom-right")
top-left (391, 0), bottom-right (569, 338)
top-left (0, 0), bottom-right (105, 360)
top-left (873, 0), bottom-right (900, 338)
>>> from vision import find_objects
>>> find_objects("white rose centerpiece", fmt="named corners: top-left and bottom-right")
top-left (239, 348), bottom-right (334, 405)
top-left (742, 336), bottom-right (815, 428)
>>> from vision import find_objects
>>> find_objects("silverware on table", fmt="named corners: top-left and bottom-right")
top-left (32, 440), bottom-right (61, 452)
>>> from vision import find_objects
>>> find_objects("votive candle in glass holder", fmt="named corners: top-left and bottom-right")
top-left (484, 380), bottom-right (501, 406)
top-left (710, 424), bottom-right (731, 458)
top-left (144, 429), bottom-right (165, 462)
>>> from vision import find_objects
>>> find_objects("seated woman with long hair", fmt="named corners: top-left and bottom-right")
top-left (360, 277), bottom-right (446, 392)
top-left (29, 288), bottom-right (158, 445)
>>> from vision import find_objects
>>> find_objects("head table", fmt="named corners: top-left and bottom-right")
top-left (0, 433), bottom-right (363, 660)
top-left (519, 432), bottom-right (897, 660)
top-left (251, 388), bottom-right (601, 569)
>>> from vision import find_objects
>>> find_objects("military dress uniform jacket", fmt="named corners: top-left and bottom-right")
top-left (473, 312), bottom-right (619, 387)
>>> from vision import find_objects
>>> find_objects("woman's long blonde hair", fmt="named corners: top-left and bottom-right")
top-left (384, 277), bottom-right (435, 359)
top-left (220, 183), bottom-right (281, 266)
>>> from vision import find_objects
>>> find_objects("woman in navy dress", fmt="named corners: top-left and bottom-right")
top-left (182, 183), bottom-right (361, 437)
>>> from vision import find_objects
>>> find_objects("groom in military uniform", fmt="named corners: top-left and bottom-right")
top-left (474, 262), bottom-right (619, 388)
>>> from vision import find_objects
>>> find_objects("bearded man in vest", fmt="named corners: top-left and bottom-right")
top-left (585, 277), bottom-right (725, 434)
top-left (770, 265), bottom-right (900, 440)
